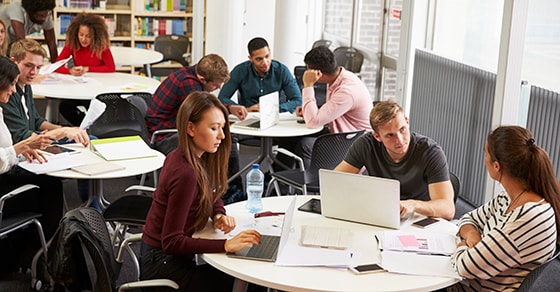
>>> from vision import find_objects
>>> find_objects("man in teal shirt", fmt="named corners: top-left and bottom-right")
top-left (218, 37), bottom-right (301, 117)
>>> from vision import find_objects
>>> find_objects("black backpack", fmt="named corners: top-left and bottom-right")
top-left (47, 207), bottom-right (119, 291)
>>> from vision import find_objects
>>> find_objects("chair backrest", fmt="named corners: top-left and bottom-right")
top-left (450, 172), bottom-right (460, 203)
top-left (518, 247), bottom-right (560, 292)
top-left (312, 39), bottom-right (332, 49)
top-left (293, 65), bottom-right (326, 108)
top-left (154, 34), bottom-right (190, 67)
top-left (333, 46), bottom-right (364, 73)
top-left (88, 92), bottom-right (152, 145)
top-left (309, 130), bottom-right (365, 172)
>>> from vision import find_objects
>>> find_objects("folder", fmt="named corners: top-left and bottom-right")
top-left (90, 136), bottom-right (157, 161)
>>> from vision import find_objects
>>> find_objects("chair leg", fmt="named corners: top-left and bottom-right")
top-left (30, 219), bottom-right (50, 291)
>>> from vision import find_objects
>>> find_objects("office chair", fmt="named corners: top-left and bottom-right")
top-left (0, 184), bottom-right (49, 291)
top-left (147, 34), bottom-right (190, 77)
top-left (518, 247), bottom-right (560, 292)
top-left (265, 130), bottom-right (365, 196)
top-left (293, 65), bottom-right (327, 108)
top-left (333, 46), bottom-right (364, 74)
top-left (450, 172), bottom-right (460, 203)
top-left (312, 39), bottom-right (332, 49)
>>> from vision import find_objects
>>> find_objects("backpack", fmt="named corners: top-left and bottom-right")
top-left (46, 207), bottom-right (119, 291)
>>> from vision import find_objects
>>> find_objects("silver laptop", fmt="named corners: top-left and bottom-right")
top-left (228, 196), bottom-right (296, 261)
top-left (318, 169), bottom-right (401, 229)
top-left (232, 91), bottom-right (280, 130)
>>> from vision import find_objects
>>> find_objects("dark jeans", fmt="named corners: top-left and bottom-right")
top-left (140, 242), bottom-right (234, 292)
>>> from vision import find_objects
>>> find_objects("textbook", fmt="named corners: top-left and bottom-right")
top-left (90, 136), bottom-right (157, 161)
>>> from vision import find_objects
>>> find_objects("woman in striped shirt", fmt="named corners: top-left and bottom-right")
top-left (450, 125), bottom-right (560, 291)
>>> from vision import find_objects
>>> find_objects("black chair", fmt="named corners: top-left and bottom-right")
top-left (312, 39), bottom-right (332, 49)
top-left (333, 46), bottom-right (364, 74)
top-left (518, 247), bottom-right (560, 292)
top-left (0, 184), bottom-right (49, 290)
top-left (265, 130), bottom-right (365, 196)
top-left (146, 34), bottom-right (190, 77)
top-left (450, 172), bottom-right (460, 203)
top-left (294, 65), bottom-right (326, 108)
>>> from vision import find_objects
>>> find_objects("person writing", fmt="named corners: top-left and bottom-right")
top-left (0, 0), bottom-right (58, 62)
top-left (140, 92), bottom-right (261, 291)
top-left (450, 125), bottom-right (560, 291)
top-left (334, 99), bottom-right (455, 220)
top-left (54, 12), bottom-right (116, 126)
top-left (0, 55), bottom-right (63, 275)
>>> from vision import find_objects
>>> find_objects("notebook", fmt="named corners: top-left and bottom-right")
top-left (318, 169), bottom-right (401, 229)
top-left (232, 91), bottom-right (280, 130)
top-left (300, 225), bottom-right (350, 250)
top-left (228, 196), bottom-right (296, 262)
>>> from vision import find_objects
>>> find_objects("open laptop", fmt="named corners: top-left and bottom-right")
top-left (318, 169), bottom-right (401, 229)
top-left (228, 196), bottom-right (296, 262)
top-left (232, 91), bottom-right (280, 130)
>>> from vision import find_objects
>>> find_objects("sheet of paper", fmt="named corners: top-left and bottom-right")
top-left (39, 56), bottom-right (72, 75)
top-left (18, 155), bottom-right (86, 174)
top-left (80, 98), bottom-right (107, 130)
top-left (377, 230), bottom-right (457, 255)
top-left (380, 250), bottom-right (461, 279)
top-left (113, 82), bottom-right (156, 92)
top-left (275, 243), bottom-right (356, 267)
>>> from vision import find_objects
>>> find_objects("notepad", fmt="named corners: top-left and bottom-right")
top-left (300, 225), bottom-right (351, 250)
top-left (71, 162), bottom-right (125, 176)
top-left (90, 136), bottom-right (157, 161)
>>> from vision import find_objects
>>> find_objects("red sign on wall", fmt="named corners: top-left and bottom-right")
top-left (392, 9), bottom-right (401, 20)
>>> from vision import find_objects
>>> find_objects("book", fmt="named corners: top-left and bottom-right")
top-left (71, 161), bottom-right (126, 176)
top-left (90, 135), bottom-right (157, 161)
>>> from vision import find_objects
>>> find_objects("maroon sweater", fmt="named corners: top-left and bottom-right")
top-left (142, 149), bottom-right (227, 255)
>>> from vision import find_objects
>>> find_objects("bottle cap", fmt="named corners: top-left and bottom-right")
top-left (252, 164), bottom-right (260, 169)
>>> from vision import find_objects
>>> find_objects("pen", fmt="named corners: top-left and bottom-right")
top-left (254, 211), bottom-right (285, 218)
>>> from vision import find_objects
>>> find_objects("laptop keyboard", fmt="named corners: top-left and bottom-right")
top-left (300, 225), bottom-right (350, 250)
top-left (246, 235), bottom-right (280, 259)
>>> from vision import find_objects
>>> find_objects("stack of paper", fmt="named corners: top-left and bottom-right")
top-left (90, 136), bottom-right (157, 161)
top-left (376, 230), bottom-right (457, 256)
top-left (18, 155), bottom-right (85, 174)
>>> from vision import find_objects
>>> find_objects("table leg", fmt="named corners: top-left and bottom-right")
top-left (143, 64), bottom-right (153, 78)
top-left (45, 97), bottom-right (60, 123)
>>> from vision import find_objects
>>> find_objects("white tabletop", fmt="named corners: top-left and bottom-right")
top-left (230, 116), bottom-right (323, 138)
top-left (46, 143), bottom-right (165, 180)
top-left (197, 196), bottom-right (459, 292)
top-left (31, 72), bottom-right (161, 100)
top-left (110, 46), bottom-right (164, 67)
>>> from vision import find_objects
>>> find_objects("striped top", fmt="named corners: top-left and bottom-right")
top-left (451, 191), bottom-right (557, 291)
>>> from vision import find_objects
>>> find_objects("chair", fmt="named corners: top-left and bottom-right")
top-left (333, 46), bottom-right (364, 74)
top-left (312, 39), bottom-right (332, 49)
top-left (450, 172), bottom-right (460, 203)
top-left (265, 130), bottom-right (365, 196)
top-left (47, 207), bottom-right (178, 291)
top-left (518, 247), bottom-right (560, 292)
top-left (148, 34), bottom-right (190, 77)
top-left (0, 184), bottom-right (49, 290)
top-left (294, 65), bottom-right (327, 108)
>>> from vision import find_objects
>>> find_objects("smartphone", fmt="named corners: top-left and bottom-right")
top-left (41, 145), bottom-right (77, 155)
top-left (412, 217), bottom-right (439, 228)
top-left (297, 198), bottom-right (321, 214)
top-left (349, 263), bottom-right (386, 274)
top-left (66, 58), bottom-right (75, 69)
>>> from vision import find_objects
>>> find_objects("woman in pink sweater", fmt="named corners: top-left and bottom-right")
top-left (54, 13), bottom-right (115, 125)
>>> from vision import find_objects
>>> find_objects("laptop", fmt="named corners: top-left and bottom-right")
top-left (318, 169), bottom-right (401, 229)
top-left (232, 91), bottom-right (280, 130)
top-left (228, 196), bottom-right (296, 262)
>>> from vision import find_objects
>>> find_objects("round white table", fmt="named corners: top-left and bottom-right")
top-left (46, 143), bottom-right (165, 209)
top-left (110, 46), bottom-right (164, 77)
top-left (197, 196), bottom-right (460, 292)
top-left (229, 117), bottom-right (323, 184)
top-left (31, 72), bottom-right (161, 122)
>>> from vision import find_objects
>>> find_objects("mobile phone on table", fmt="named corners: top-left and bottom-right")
top-left (412, 217), bottom-right (439, 228)
top-left (66, 58), bottom-right (75, 69)
top-left (349, 263), bottom-right (386, 275)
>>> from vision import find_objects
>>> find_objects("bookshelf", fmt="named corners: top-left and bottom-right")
top-left (23, 0), bottom-right (198, 75)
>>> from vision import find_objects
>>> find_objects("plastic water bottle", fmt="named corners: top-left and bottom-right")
top-left (246, 164), bottom-right (264, 213)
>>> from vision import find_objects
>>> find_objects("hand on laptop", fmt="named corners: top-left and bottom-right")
top-left (400, 201), bottom-right (416, 218)
top-left (229, 105), bottom-right (248, 120)
top-left (225, 230), bottom-right (262, 253)
top-left (247, 103), bottom-right (260, 112)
